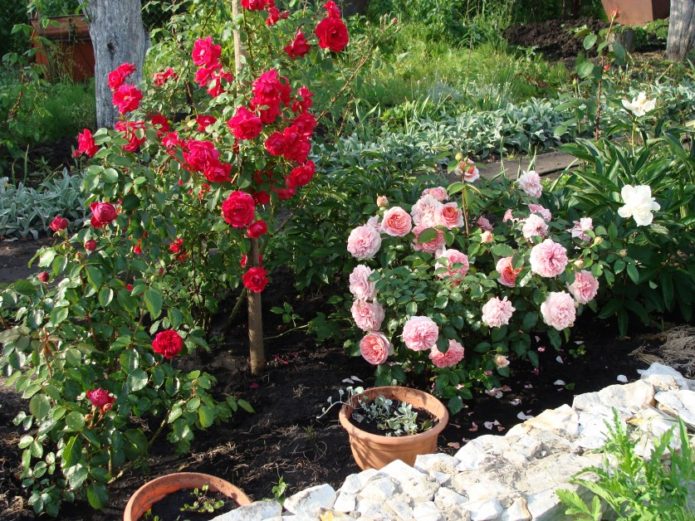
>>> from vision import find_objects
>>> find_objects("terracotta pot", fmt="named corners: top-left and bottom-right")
top-left (339, 386), bottom-right (449, 470)
top-left (123, 472), bottom-right (251, 521)
top-left (30, 15), bottom-right (95, 82)
top-left (601, 0), bottom-right (670, 26)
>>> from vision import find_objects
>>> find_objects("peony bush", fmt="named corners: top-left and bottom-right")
top-left (0, 1), bottom-right (352, 515)
top-left (345, 165), bottom-right (623, 412)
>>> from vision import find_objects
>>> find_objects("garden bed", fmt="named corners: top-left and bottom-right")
top-left (0, 295), bottom-right (662, 520)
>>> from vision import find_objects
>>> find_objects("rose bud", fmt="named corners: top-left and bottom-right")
top-left (84, 239), bottom-right (97, 252)
top-left (376, 195), bottom-right (389, 208)
top-left (37, 271), bottom-right (49, 283)
top-left (49, 216), bottom-right (69, 233)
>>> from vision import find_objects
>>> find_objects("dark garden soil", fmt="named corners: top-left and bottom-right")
top-left (0, 238), bottom-right (52, 284)
top-left (504, 18), bottom-right (610, 59)
top-left (146, 488), bottom-right (237, 521)
top-left (1, 277), bottom-right (677, 521)
top-left (0, 138), bottom-right (77, 184)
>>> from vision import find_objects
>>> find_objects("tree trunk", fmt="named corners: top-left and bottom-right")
top-left (667, 0), bottom-right (695, 61)
top-left (83, 0), bottom-right (147, 128)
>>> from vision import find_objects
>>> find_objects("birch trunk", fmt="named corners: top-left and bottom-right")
top-left (83, 0), bottom-right (147, 128)
top-left (667, 0), bottom-right (695, 61)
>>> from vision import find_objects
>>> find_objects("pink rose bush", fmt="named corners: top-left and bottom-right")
top-left (345, 172), bottom-right (612, 407)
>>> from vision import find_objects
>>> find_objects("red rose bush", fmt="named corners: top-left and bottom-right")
top-left (0, 1), bottom-right (351, 515)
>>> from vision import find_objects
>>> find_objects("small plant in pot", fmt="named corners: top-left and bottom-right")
top-left (123, 472), bottom-right (251, 521)
top-left (322, 381), bottom-right (449, 470)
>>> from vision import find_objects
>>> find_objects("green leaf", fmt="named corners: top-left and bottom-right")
top-left (237, 399), bottom-right (255, 414)
top-left (547, 329), bottom-right (562, 349)
top-left (447, 396), bottom-right (463, 414)
top-left (13, 279), bottom-right (36, 296)
top-left (18, 435), bottom-right (33, 449)
top-left (198, 405), bottom-right (215, 428)
top-left (86, 266), bottom-right (103, 289)
top-left (144, 288), bottom-right (163, 319)
top-left (67, 464), bottom-right (89, 489)
top-left (576, 60), bottom-right (595, 79)
top-left (491, 244), bottom-right (514, 257)
top-left (417, 228), bottom-right (437, 244)
top-left (98, 287), bottom-right (114, 307)
top-left (86, 483), bottom-right (108, 509)
top-left (65, 412), bottom-right (85, 432)
top-left (127, 369), bottom-right (148, 392)
top-left (522, 312), bottom-right (538, 330)
top-left (50, 306), bottom-right (69, 325)
top-left (38, 249), bottom-right (57, 268)
top-left (583, 33), bottom-right (597, 50)
top-left (29, 394), bottom-right (51, 420)
top-left (626, 263), bottom-right (639, 284)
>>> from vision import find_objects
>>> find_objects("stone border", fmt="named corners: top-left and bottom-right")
top-left (213, 363), bottom-right (694, 521)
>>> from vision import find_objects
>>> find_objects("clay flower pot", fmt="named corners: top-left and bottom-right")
top-left (601, 0), bottom-right (670, 26)
top-left (123, 472), bottom-right (251, 521)
top-left (339, 386), bottom-right (449, 470)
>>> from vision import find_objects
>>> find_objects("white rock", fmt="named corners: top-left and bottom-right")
top-left (469, 498), bottom-right (504, 521)
top-left (333, 491), bottom-right (356, 513)
top-left (415, 453), bottom-right (459, 476)
top-left (573, 411), bottom-right (611, 450)
top-left (506, 405), bottom-right (579, 440)
top-left (412, 501), bottom-right (444, 521)
top-left (356, 498), bottom-right (389, 519)
top-left (283, 484), bottom-right (336, 517)
top-left (385, 496), bottom-right (415, 520)
top-left (340, 469), bottom-right (378, 495)
top-left (597, 380), bottom-right (655, 411)
top-left (211, 500), bottom-right (282, 521)
top-left (616, 374), bottom-right (628, 383)
top-left (526, 488), bottom-right (565, 520)
top-left (501, 497), bottom-right (532, 521)
top-left (572, 391), bottom-right (603, 412)
top-left (379, 459), bottom-right (439, 502)
top-left (639, 363), bottom-right (689, 390)
top-left (430, 470), bottom-right (453, 486)
top-left (655, 390), bottom-right (695, 428)
top-left (434, 487), bottom-right (469, 511)
top-left (358, 476), bottom-right (397, 502)
top-left (455, 435), bottom-right (509, 470)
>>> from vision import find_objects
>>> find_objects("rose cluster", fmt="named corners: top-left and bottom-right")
top-left (347, 174), bottom-right (601, 373)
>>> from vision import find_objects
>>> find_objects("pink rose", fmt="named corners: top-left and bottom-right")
top-left (522, 214), bottom-right (549, 240)
top-left (351, 300), bottom-right (385, 332)
top-left (496, 257), bottom-right (521, 287)
top-left (494, 354), bottom-right (510, 368)
top-left (421, 186), bottom-right (448, 202)
top-left (381, 207), bottom-right (412, 237)
top-left (402, 316), bottom-right (439, 351)
top-left (481, 231), bottom-right (494, 244)
top-left (347, 224), bottom-right (382, 260)
top-left (503, 209), bottom-right (517, 223)
top-left (436, 202), bottom-right (464, 229)
top-left (376, 195), bottom-right (389, 208)
top-left (412, 225), bottom-right (445, 254)
top-left (360, 332), bottom-right (392, 365)
top-left (481, 297), bottom-right (515, 328)
top-left (411, 195), bottom-right (442, 227)
top-left (456, 159), bottom-right (480, 183)
top-left (528, 203), bottom-right (552, 222)
top-left (518, 170), bottom-right (543, 198)
top-left (429, 339), bottom-right (465, 368)
top-left (540, 291), bottom-right (576, 330)
top-left (568, 270), bottom-right (599, 304)
top-left (435, 248), bottom-right (469, 281)
top-left (477, 216), bottom-right (493, 232)
top-left (349, 265), bottom-right (376, 301)
top-left (530, 239), bottom-right (568, 278)
top-left (570, 217), bottom-right (593, 242)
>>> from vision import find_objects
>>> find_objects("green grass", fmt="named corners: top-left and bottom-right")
top-left (353, 22), bottom-right (569, 115)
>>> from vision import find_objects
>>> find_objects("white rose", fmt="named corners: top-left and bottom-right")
top-left (617, 185), bottom-right (660, 226)
top-left (621, 92), bottom-right (656, 117)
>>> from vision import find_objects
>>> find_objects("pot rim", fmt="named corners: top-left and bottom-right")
top-left (123, 471), bottom-right (251, 521)
top-left (338, 385), bottom-right (449, 446)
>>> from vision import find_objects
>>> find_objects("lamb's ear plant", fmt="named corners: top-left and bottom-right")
top-left (557, 414), bottom-right (695, 521)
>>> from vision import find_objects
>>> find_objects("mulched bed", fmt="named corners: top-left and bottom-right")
top-left (1, 291), bottom-right (665, 521)
top-left (504, 18), bottom-right (609, 59)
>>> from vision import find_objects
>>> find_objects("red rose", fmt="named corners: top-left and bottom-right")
top-left (86, 388), bottom-right (115, 412)
top-left (323, 0), bottom-right (342, 17)
top-left (207, 69), bottom-right (233, 97)
top-left (37, 271), bottom-right (49, 283)
top-left (202, 160), bottom-right (232, 183)
top-left (264, 131), bottom-right (287, 157)
top-left (274, 186), bottom-right (296, 200)
top-left (265, 6), bottom-right (288, 26)
top-left (192, 37), bottom-right (221, 68)
top-left (291, 112), bottom-right (317, 137)
top-left (287, 161), bottom-right (316, 188)
top-left (132, 240), bottom-right (143, 255)
top-left (162, 132), bottom-right (183, 150)
top-left (126, 283), bottom-right (134, 291)
top-left (252, 69), bottom-right (291, 110)
top-left (152, 330), bottom-right (184, 359)
top-left (242, 0), bottom-right (271, 10)
top-left (291, 85), bottom-right (314, 113)
top-left (184, 140), bottom-right (219, 172)
top-left (49, 215), bottom-right (69, 233)
top-left (108, 63), bottom-right (136, 91)
top-left (315, 15), bottom-right (349, 53)
top-left (84, 239), bottom-right (97, 252)
top-left (153, 67), bottom-right (177, 86)
top-left (169, 237), bottom-right (184, 254)
top-left (253, 191), bottom-right (270, 205)
top-left (196, 115), bottom-right (217, 132)
top-left (115, 121), bottom-right (146, 152)
top-left (112, 84), bottom-right (143, 114)
top-left (149, 113), bottom-right (170, 132)
top-left (243, 266), bottom-right (269, 293)
top-left (227, 106), bottom-right (263, 140)
top-left (73, 129), bottom-right (99, 158)
top-left (284, 30), bottom-right (311, 59)
top-left (90, 202), bottom-right (118, 228)
top-left (247, 220), bottom-right (268, 239)
top-left (194, 65), bottom-right (217, 88)
top-left (221, 191), bottom-right (256, 228)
